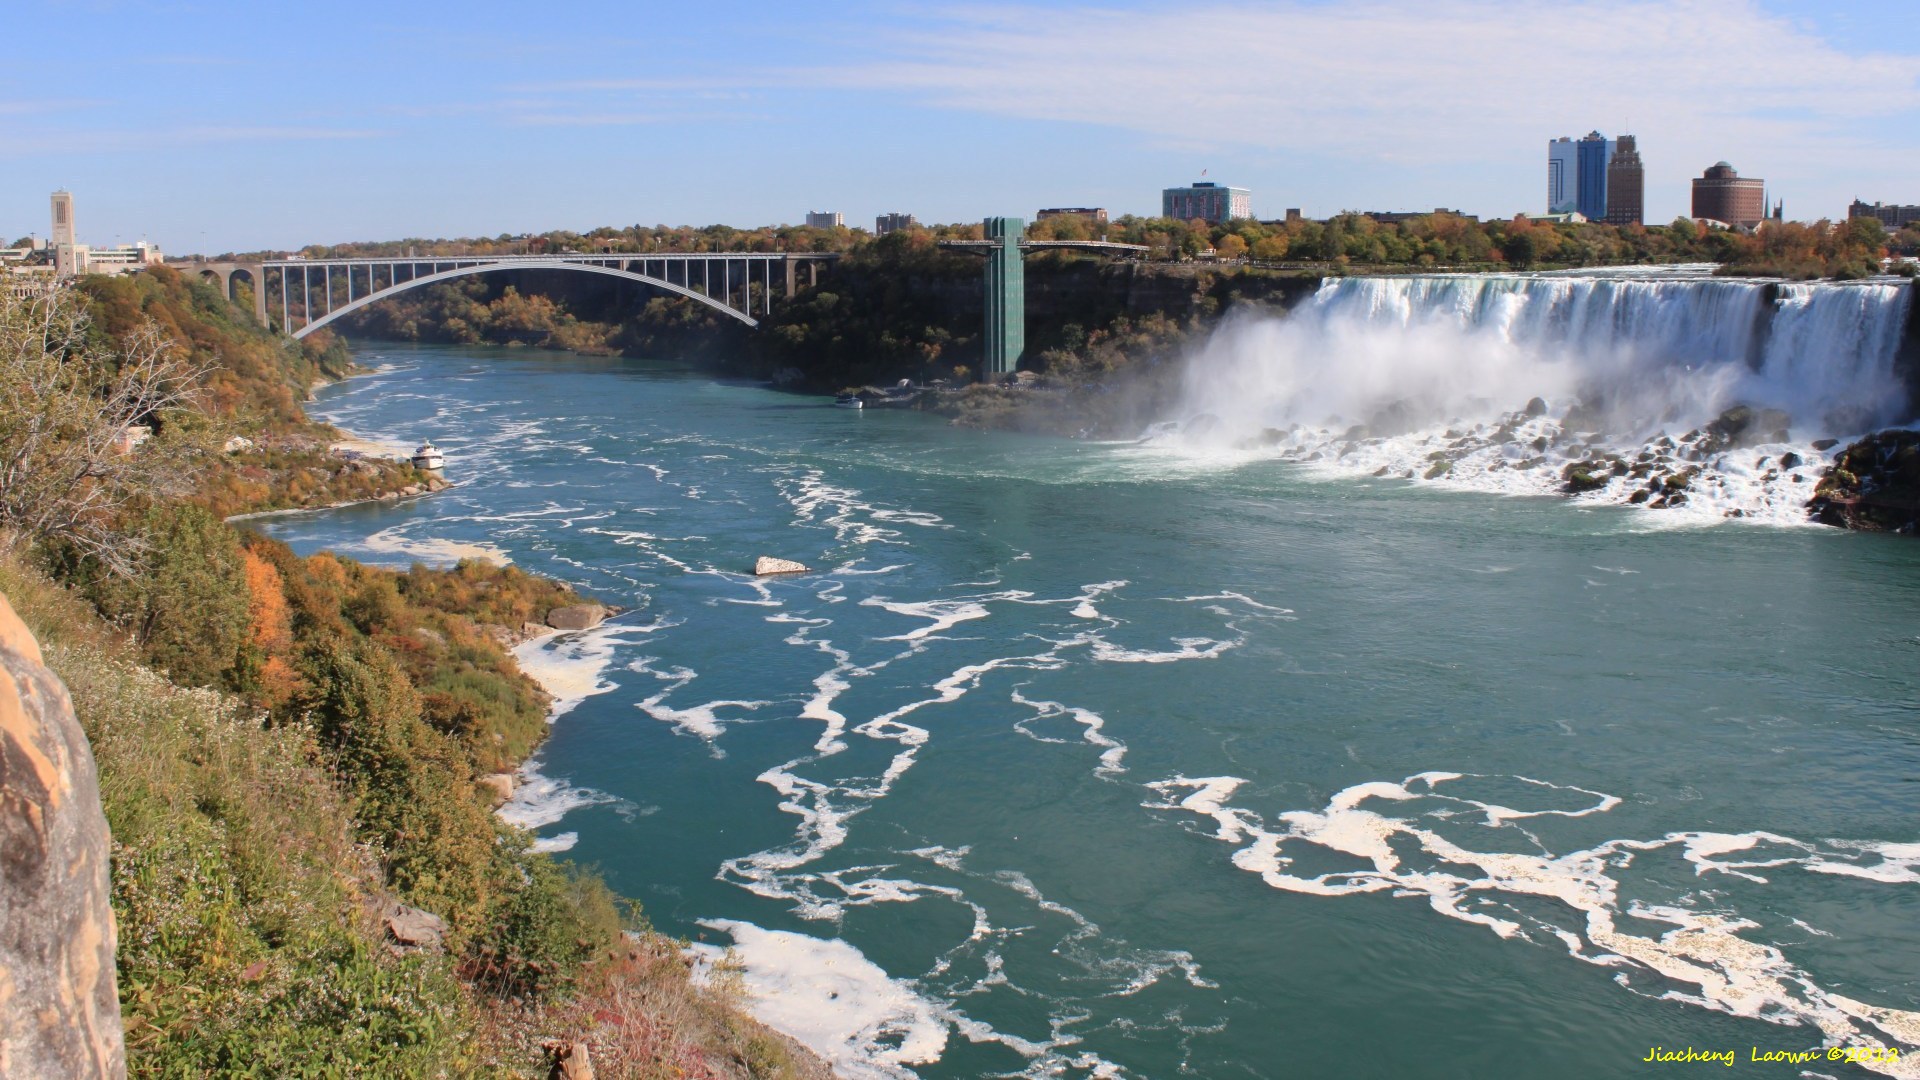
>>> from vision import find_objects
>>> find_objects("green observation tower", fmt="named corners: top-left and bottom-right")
top-left (983, 216), bottom-right (1025, 377)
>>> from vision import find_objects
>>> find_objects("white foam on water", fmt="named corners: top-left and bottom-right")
top-left (687, 919), bottom-right (950, 1079)
top-left (1146, 771), bottom-right (1920, 1075)
top-left (627, 655), bottom-right (770, 740)
top-left (533, 831), bottom-right (578, 853)
top-left (775, 466), bottom-right (949, 549)
top-left (360, 525), bottom-right (513, 566)
top-left (512, 622), bottom-right (653, 718)
top-left (496, 758), bottom-right (616, 832)
top-left (496, 622), bottom-right (656, 839)
top-left (699, 583), bottom-right (1289, 1077)
top-left (1010, 686), bottom-right (1127, 776)
top-left (729, 584), bottom-right (1289, 920)
top-left (861, 595), bottom-right (995, 642)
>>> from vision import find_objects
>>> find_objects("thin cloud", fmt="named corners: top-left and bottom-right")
top-left (36, 125), bottom-right (386, 155)
top-left (505, 76), bottom-right (761, 94)
top-left (505, 112), bottom-right (673, 127)
top-left (0, 98), bottom-right (108, 115)
top-left (825, 0), bottom-right (1920, 171)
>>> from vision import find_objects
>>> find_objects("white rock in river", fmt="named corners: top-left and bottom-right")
top-left (753, 556), bottom-right (810, 576)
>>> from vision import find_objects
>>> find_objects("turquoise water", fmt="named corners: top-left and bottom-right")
top-left (258, 343), bottom-right (1920, 1079)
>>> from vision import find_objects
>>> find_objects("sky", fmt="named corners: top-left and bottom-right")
top-left (4, 0), bottom-right (1916, 254)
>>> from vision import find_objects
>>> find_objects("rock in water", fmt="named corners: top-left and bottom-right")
top-left (0, 592), bottom-right (125, 1079)
top-left (754, 556), bottom-right (810, 575)
top-left (545, 604), bottom-right (607, 631)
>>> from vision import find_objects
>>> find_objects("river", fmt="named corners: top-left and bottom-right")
top-left (258, 274), bottom-right (1920, 1078)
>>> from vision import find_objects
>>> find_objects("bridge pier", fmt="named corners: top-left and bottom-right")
top-left (183, 261), bottom-right (270, 329)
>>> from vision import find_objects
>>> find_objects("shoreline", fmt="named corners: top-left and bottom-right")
top-left (222, 481), bottom-right (451, 524)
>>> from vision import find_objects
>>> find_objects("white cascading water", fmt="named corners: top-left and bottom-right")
top-left (1165, 271), bottom-right (1916, 525)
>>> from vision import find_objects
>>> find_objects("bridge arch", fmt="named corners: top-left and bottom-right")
top-left (225, 266), bottom-right (257, 307)
top-left (291, 259), bottom-right (761, 340)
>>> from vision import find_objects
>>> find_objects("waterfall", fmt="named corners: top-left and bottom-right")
top-left (1166, 272), bottom-right (1915, 524)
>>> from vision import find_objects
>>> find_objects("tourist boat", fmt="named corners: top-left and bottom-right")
top-left (411, 440), bottom-right (445, 471)
top-left (833, 394), bottom-right (864, 410)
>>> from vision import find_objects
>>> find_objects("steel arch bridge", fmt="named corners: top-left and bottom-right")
top-left (176, 252), bottom-right (837, 339)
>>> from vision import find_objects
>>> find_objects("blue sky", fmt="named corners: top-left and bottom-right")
top-left (4, 0), bottom-right (1916, 254)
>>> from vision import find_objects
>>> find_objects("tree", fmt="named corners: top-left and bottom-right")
top-left (1502, 230), bottom-right (1539, 268)
top-left (0, 286), bottom-right (214, 573)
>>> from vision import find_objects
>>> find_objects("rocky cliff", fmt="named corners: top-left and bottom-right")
top-left (0, 591), bottom-right (125, 1079)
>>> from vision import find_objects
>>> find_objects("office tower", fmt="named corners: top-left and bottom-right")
top-left (1576, 132), bottom-right (1612, 221)
top-left (1603, 135), bottom-right (1644, 226)
top-left (1548, 137), bottom-right (1579, 214)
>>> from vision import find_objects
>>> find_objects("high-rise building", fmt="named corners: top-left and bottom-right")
top-left (1603, 135), bottom-right (1644, 226)
top-left (874, 212), bottom-right (919, 236)
top-left (1547, 137), bottom-right (1579, 214)
top-left (804, 211), bottom-right (843, 229)
top-left (1576, 132), bottom-right (1612, 221)
top-left (1162, 182), bottom-right (1251, 224)
top-left (1691, 162), bottom-right (1766, 228)
top-left (1849, 200), bottom-right (1920, 229)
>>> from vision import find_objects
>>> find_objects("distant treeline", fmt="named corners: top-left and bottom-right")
top-left (229, 208), bottom-right (1920, 281)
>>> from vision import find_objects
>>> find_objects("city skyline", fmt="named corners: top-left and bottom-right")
top-left (2, 0), bottom-right (1915, 254)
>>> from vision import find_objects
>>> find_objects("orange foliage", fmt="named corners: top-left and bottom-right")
top-left (242, 549), bottom-right (293, 653)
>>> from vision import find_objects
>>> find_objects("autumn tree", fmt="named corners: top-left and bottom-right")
top-left (0, 285), bottom-right (214, 573)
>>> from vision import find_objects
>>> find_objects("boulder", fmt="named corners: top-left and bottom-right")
top-left (1809, 429), bottom-right (1920, 532)
top-left (0, 593), bottom-right (125, 1079)
top-left (753, 556), bottom-right (811, 576)
top-left (1700, 405), bottom-right (1792, 454)
top-left (1523, 396), bottom-right (1549, 417)
top-left (545, 605), bottom-right (607, 632)
top-left (383, 903), bottom-right (447, 953)
top-left (543, 1040), bottom-right (595, 1080)
top-left (477, 773), bottom-right (515, 807)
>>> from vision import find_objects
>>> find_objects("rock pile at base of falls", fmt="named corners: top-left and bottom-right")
top-left (0, 592), bottom-right (125, 1079)
top-left (1808, 430), bottom-right (1920, 533)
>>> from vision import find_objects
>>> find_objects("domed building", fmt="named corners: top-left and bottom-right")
top-left (1691, 162), bottom-right (1766, 229)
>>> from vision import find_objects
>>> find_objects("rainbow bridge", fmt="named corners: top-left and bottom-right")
top-left (175, 251), bottom-right (839, 339)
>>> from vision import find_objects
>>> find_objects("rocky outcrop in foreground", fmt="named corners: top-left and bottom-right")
top-left (0, 592), bottom-right (124, 1078)
top-left (1809, 430), bottom-right (1920, 532)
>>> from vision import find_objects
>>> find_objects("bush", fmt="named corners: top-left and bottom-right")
top-left (49, 502), bottom-right (250, 690)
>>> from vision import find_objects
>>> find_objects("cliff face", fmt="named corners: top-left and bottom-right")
top-left (0, 592), bottom-right (125, 1079)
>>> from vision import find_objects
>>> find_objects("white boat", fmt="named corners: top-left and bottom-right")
top-left (833, 394), bottom-right (864, 410)
top-left (411, 440), bottom-right (445, 471)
